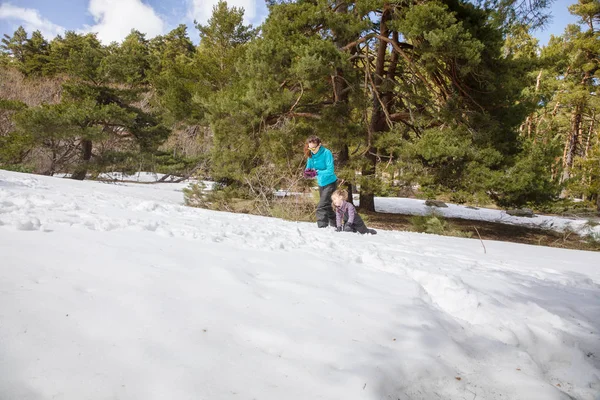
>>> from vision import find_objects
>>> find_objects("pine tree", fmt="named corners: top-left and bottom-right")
top-left (195, 0), bottom-right (257, 91)
top-left (515, 0), bottom-right (599, 208)
top-left (193, 1), bottom-right (258, 182)
top-left (5, 31), bottom-right (170, 179)
top-left (560, 0), bottom-right (600, 206)
top-left (104, 30), bottom-right (151, 86)
top-left (0, 26), bottom-right (27, 64)
top-left (231, 0), bottom-right (549, 209)
top-left (22, 30), bottom-right (50, 76)
top-left (148, 25), bottom-right (198, 123)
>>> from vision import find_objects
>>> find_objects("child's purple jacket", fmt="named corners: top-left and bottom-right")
top-left (334, 200), bottom-right (356, 228)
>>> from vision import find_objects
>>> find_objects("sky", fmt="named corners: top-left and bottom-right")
top-left (1, 168), bottom-right (599, 399)
top-left (0, 0), bottom-right (269, 44)
top-left (0, 0), bottom-right (581, 46)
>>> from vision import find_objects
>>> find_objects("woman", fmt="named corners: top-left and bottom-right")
top-left (304, 135), bottom-right (337, 228)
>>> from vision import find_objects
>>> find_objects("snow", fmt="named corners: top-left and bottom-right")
top-left (55, 171), bottom-right (183, 183)
top-left (375, 197), bottom-right (600, 238)
top-left (1, 169), bottom-right (599, 400)
top-left (98, 171), bottom-right (180, 182)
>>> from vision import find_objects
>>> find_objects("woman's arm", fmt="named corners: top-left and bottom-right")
top-left (306, 157), bottom-right (313, 170)
top-left (319, 150), bottom-right (334, 176)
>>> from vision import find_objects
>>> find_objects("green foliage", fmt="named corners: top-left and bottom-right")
top-left (411, 213), bottom-right (447, 235)
top-left (0, 27), bottom-right (51, 76)
top-left (402, 126), bottom-right (502, 197)
top-left (22, 30), bottom-right (50, 76)
top-left (147, 26), bottom-right (198, 123)
top-left (536, 198), bottom-right (598, 216)
top-left (565, 139), bottom-right (600, 205)
top-left (503, 24), bottom-right (540, 59)
top-left (150, 54), bottom-right (199, 123)
top-left (410, 212), bottom-right (473, 237)
top-left (149, 25), bottom-right (195, 69)
top-left (5, 101), bottom-right (108, 172)
top-left (209, 92), bottom-right (260, 182)
top-left (491, 139), bottom-right (561, 206)
top-left (0, 99), bottom-right (30, 166)
top-left (487, 0), bottom-right (553, 29)
top-left (1, 34), bottom-right (171, 176)
top-left (0, 133), bottom-right (33, 168)
top-left (396, 1), bottom-right (485, 75)
top-left (523, 0), bottom-right (600, 208)
top-left (183, 182), bottom-right (209, 207)
top-left (0, 164), bottom-right (35, 173)
top-left (195, 0), bottom-right (257, 92)
top-left (196, 1), bottom-right (257, 48)
top-left (103, 30), bottom-right (151, 85)
top-left (152, 151), bottom-right (206, 176)
top-left (449, 190), bottom-right (475, 205)
top-left (0, 98), bottom-right (27, 111)
top-left (184, 181), bottom-right (248, 211)
top-left (0, 26), bottom-right (27, 63)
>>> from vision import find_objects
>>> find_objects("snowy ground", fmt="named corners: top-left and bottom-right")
top-left (375, 198), bottom-right (600, 238)
top-left (1, 170), bottom-right (599, 400)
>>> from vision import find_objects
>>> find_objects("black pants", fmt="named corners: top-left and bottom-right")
top-left (341, 211), bottom-right (370, 234)
top-left (316, 181), bottom-right (337, 228)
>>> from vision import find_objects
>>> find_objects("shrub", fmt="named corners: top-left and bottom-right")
top-left (410, 212), bottom-right (473, 238)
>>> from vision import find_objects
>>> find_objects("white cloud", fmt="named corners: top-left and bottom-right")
top-left (83, 0), bottom-right (166, 44)
top-left (188, 0), bottom-right (257, 26)
top-left (0, 3), bottom-right (66, 39)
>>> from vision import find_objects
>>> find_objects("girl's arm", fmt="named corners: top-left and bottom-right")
top-left (346, 202), bottom-right (356, 225)
top-left (335, 207), bottom-right (343, 228)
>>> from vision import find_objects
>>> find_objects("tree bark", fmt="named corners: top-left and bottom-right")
top-left (561, 109), bottom-right (581, 183)
top-left (71, 139), bottom-right (93, 181)
top-left (584, 112), bottom-right (595, 157)
top-left (332, 0), bottom-right (356, 205)
top-left (337, 142), bottom-right (355, 204)
top-left (360, 4), bottom-right (391, 212)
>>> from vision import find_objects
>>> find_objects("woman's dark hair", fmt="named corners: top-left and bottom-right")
top-left (304, 135), bottom-right (322, 158)
top-left (306, 135), bottom-right (321, 145)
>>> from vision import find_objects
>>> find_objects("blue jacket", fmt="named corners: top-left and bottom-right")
top-left (306, 146), bottom-right (337, 187)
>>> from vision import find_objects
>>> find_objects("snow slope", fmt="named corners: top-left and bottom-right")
top-left (1, 170), bottom-right (599, 400)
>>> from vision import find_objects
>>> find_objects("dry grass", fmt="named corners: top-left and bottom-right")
top-left (0, 68), bottom-right (65, 106)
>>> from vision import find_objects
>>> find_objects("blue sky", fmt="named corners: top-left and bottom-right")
top-left (0, 0), bottom-right (580, 46)
top-left (0, 0), bottom-right (269, 44)
top-left (535, 0), bottom-right (581, 45)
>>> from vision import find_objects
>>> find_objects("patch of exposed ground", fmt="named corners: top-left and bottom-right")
top-left (362, 210), bottom-right (600, 252)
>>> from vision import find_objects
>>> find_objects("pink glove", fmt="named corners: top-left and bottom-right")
top-left (303, 168), bottom-right (317, 178)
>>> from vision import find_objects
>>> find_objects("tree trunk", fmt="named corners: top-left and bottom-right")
top-left (382, 31), bottom-right (399, 112)
top-left (332, 1), bottom-right (356, 205)
top-left (71, 139), bottom-right (93, 181)
top-left (360, 4), bottom-right (391, 212)
top-left (561, 108), bottom-right (581, 184)
top-left (584, 112), bottom-right (595, 157)
top-left (337, 142), bottom-right (355, 204)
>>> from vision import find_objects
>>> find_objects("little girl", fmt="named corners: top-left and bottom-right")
top-left (331, 189), bottom-right (377, 235)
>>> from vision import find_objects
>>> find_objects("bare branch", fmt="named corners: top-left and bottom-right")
top-left (289, 82), bottom-right (304, 113)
